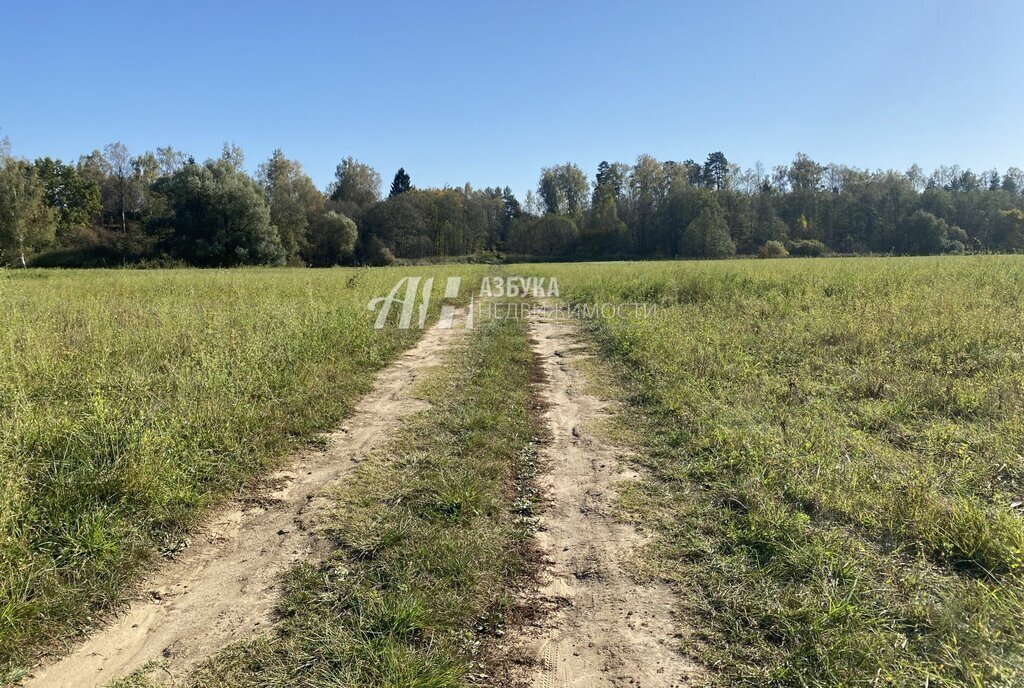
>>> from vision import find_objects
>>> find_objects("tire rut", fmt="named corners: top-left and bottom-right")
top-left (519, 309), bottom-right (703, 688)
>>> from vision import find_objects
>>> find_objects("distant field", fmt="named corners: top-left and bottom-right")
top-left (0, 266), bottom-right (486, 677)
top-left (539, 256), bottom-right (1024, 685)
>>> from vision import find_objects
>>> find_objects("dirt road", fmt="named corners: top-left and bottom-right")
top-left (26, 319), bottom-right (460, 688)
top-left (522, 311), bottom-right (702, 688)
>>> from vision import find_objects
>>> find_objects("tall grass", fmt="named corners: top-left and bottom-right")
top-left (0, 266), bottom-right (485, 680)
top-left (541, 256), bottom-right (1024, 685)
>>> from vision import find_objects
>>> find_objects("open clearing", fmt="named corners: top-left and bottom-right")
top-left (544, 256), bottom-right (1024, 685)
top-left (18, 299), bottom-right (700, 687)
top-left (4, 257), bottom-right (1024, 686)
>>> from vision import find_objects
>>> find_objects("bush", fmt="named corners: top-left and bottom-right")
top-left (897, 210), bottom-right (958, 255)
top-left (757, 240), bottom-right (789, 259)
top-left (787, 239), bottom-right (829, 257)
top-left (29, 226), bottom-right (155, 267)
top-left (837, 235), bottom-right (871, 255)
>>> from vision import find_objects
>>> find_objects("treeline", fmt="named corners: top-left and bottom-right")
top-left (517, 154), bottom-right (1024, 259)
top-left (1, 134), bottom-right (1023, 267)
top-left (0, 140), bottom-right (364, 268)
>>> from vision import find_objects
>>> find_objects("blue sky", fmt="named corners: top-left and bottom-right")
top-left (1, 0), bottom-right (1022, 199)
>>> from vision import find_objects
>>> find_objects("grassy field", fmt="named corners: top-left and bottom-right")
top-left (538, 256), bottom-right (1024, 685)
top-left (4, 257), bottom-right (1024, 686)
top-left (0, 266), bottom-right (487, 679)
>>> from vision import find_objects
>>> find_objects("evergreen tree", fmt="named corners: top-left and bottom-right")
top-left (389, 167), bottom-right (412, 197)
top-left (682, 159), bottom-right (703, 187)
top-left (501, 186), bottom-right (522, 220)
top-left (593, 161), bottom-right (627, 204)
top-left (702, 151), bottom-right (729, 190)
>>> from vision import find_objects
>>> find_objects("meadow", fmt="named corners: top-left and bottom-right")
top-left (3, 257), bottom-right (1024, 686)
top-left (542, 256), bottom-right (1024, 685)
top-left (0, 266), bottom-right (488, 679)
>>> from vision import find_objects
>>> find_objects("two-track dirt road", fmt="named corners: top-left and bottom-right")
top-left (25, 309), bottom-right (700, 687)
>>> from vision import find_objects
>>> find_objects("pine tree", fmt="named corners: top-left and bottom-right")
top-left (389, 167), bottom-right (412, 197)
top-left (702, 151), bottom-right (729, 190)
top-left (501, 186), bottom-right (522, 221)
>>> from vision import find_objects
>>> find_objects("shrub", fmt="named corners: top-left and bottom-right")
top-left (757, 240), bottom-right (789, 259)
top-left (29, 226), bottom-right (155, 267)
top-left (787, 239), bottom-right (829, 257)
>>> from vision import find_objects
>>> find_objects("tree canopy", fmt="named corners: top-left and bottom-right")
top-left (154, 156), bottom-right (285, 266)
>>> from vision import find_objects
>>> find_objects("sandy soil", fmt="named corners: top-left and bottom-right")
top-left (25, 319), bottom-right (461, 688)
top-left (520, 311), bottom-right (703, 688)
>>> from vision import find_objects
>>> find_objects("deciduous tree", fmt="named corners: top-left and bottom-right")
top-left (153, 157), bottom-right (285, 266)
top-left (306, 211), bottom-right (357, 266)
top-left (34, 157), bottom-right (101, 238)
top-left (257, 149), bottom-right (323, 262)
top-left (103, 142), bottom-right (132, 232)
top-left (0, 155), bottom-right (57, 265)
top-left (329, 157), bottom-right (381, 221)
top-left (680, 197), bottom-right (735, 258)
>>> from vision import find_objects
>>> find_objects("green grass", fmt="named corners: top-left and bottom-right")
top-left (0, 266), bottom-right (487, 681)
top-left (537, 256), bottom-right (1024, 686)
top-left (151, 313), bottom-right (540, 687)
top-left (8, 257), bottom-right (1024, 687)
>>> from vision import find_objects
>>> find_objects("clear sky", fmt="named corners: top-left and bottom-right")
top-left (1, 0), bottom-right (1022, 199)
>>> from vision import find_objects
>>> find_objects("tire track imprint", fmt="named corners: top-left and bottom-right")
top-left (520, 308), bottom-right (703, 688)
